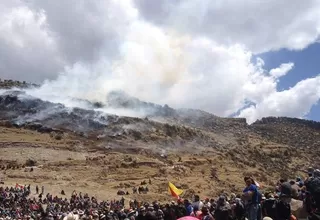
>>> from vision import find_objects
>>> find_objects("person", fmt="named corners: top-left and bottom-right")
top-left (214, 195), bottom-right (231, 220)
top-left (234, 198), bottom-right (246, 220)
top-left (184, 199), bottom-right (193, 216)
top-left (261, 193), bottom-right (276, 219)
top-left (192, 195), bottom-right (204, 211)
top-left (305, 174), bottom-right (320, 220)
top-left (274, 182), bottom-right (292, 220)
top-left (154, 203), bottom-right (164, 220)
top-left (201, 206), bottom-right (214, 220)
top-left (242, 177), bottom-right (259, 220)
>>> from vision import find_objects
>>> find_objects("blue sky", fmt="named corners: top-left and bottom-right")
top-left (259, 43), bottom-right (320, 121)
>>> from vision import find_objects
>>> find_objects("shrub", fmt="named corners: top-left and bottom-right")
top-left (25, 159), bottom-right (37, 167)
top-left (55, 133), bottom-right (63, 140)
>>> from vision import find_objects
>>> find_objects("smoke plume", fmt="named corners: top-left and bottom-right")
top-left (2, 0), bottom-right (320, 123)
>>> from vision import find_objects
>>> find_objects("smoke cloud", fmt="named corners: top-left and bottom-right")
top-left (1, 0), bottom-right (320, 123)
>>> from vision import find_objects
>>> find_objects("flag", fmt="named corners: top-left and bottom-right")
top-left (168, 182), bottom-right (183, 198)
top-left (15, 183), bottom-right (24, 189)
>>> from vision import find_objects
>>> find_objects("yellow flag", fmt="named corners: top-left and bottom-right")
top-left (168, 182), bottom-right (183, 198)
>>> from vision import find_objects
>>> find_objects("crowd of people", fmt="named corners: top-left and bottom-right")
top-left (0, 168), bottom-right (320, 220)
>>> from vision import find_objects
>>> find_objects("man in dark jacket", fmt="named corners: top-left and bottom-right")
top-left (274, 182), bottom-right (292, 220)
top-left (305, 175), bottom-right (320, 220)
top-left (261, 193), bottom-right (276, 220)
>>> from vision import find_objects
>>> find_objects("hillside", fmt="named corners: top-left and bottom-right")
top-left (0, 79), bottom-right (319, 202)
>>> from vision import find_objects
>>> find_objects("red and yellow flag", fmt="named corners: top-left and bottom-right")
top-left (168, 182), bottom-right (183, 198)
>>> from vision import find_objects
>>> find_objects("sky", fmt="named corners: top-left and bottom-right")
top-left (0, 0), bottom-right (320, 124)
top-left (258, 43), bottom-right (320, 121)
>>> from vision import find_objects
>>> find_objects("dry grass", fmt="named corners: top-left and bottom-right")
top-left (0, 125), bottom-right (316, 202)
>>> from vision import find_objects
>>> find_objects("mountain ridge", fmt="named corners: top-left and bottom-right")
top-left (1, 78), bottom-right (319, 129)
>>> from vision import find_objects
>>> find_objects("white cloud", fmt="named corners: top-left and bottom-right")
top-left (135, 0), bottom-right (320, 53)
top-left (1, 0), bottom-right (320, 124)
top-left (239, 76), bottom-right (320, 123)
top-left (0, 2), bottom-right (63, 82)
top-left (269, 63), bottom-right (294, 79)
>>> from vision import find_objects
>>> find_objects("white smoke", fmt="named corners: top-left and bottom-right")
top-left (2, 0), bottom-right (320, 124)
top-left (22, 14), bottom-right (263, 118)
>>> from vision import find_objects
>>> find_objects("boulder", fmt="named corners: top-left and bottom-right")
top-left (290, 199), bottom-right (307, 219)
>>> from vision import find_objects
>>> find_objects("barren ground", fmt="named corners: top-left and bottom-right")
top-left (0, 125), bottom-right (310, 203)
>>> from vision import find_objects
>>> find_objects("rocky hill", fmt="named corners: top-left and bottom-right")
top-left (0, 80), bottom-right (319, 201)
top-left (0, 79), bottom-right (38, 89)
top-left (251, 117), bottom-right (320, 148)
